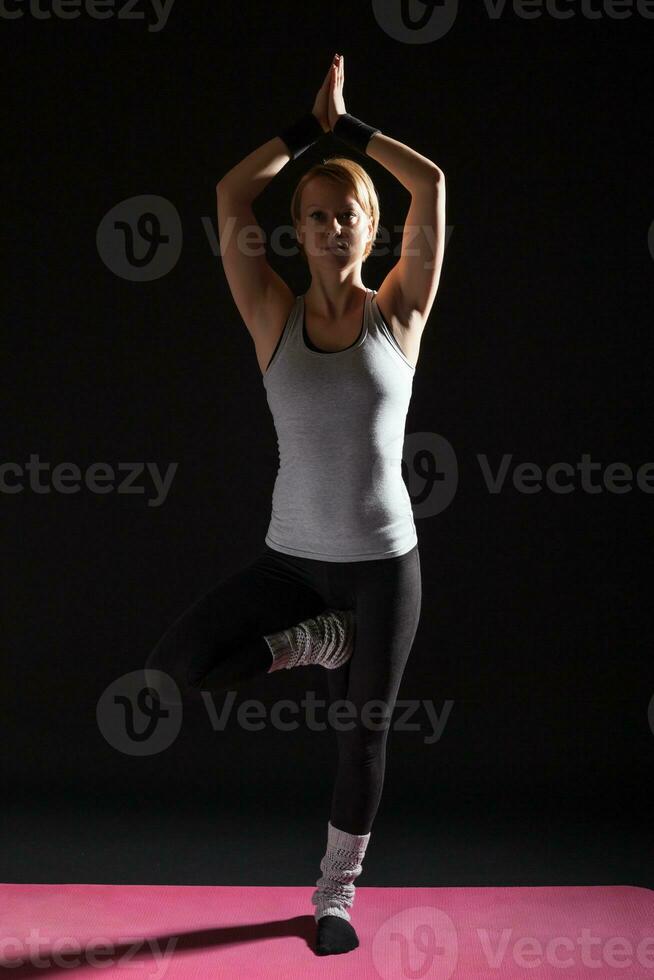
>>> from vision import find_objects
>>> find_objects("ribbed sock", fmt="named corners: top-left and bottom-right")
top-left (311, 820), bottom-right (371, 955)
top-left (264, 608), bottom-right (355, 672)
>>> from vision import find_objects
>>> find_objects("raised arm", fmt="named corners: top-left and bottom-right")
top-left (216, 62), bottom-right (335, 358)
top-left (216, 57), bottom-right (334, 201)
top-left (328, 55), bottom-right (446, 342)
top-left (217, 136), bottom-right (292, 205)
top-left (216, 136), bottom-right (296, 349)
top-left (367, 131), bottom-right (446, 336)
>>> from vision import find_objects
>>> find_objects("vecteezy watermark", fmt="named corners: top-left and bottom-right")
top-left (477, 453), bottom-right (654, 494)
top-left (401, 431), bottom-right (459, 519)
top-left (199, 690), bottom-right (453, 745)
top-left (0, 454), bottom-right (178, 507)
top-left (372, 906), bottom-right (459, 979)
top-left (473, 926), bottom-right (654, 972)
top-left (371, 905), bottom-right (654, 977)
top-left (97, 195), bottom-right (183, 281)
top-left (97, 669), bottom-right (183, 756)
top-left (204, 213), bottom-right (453, 269)
top-left (0, 929), bottom-right (178, 977)
top-left (399, 435), bottom-right (654, 519)
top-left (0, 0), bottom-right (177, 33)
top-left (97, 669), bottom-right (455, 755)
top-left (372, 0), bottom-right (654, 44)
top-left (97, 193), bottom-right (453, 281)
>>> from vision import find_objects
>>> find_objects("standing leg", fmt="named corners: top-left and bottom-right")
top-left (330, 546), bottom-right (422, 834)
top-left (313, 545), bottom-right (422, 955)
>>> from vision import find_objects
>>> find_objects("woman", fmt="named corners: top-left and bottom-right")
top-left (145, 52), bottom-right (446, 957)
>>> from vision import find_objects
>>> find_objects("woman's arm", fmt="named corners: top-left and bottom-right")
top-left (216, 59), bottom-right (335, 204)
top-left (215, 62), bottom-right (336, 361)
top-left (366, 128), bottom-right (445, 335)
top-left (216, 136), bottom-right (293, 205)
top-left (327, 56), bottom-right (442, 192)
top-left (327, 55), bottom-right (445, 338)
top-left (365, 131), bottom-right (443, 193)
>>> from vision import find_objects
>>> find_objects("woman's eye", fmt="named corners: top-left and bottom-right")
top-left (310, 211), bottom-right (357, 220)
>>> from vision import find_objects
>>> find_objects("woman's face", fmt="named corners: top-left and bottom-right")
top-left (297, 177), bottom-right (373, 265)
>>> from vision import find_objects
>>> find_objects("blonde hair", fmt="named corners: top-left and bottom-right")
top-left (290, 156), bottom-right (380, 264)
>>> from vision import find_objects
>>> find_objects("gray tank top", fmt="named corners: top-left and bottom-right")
top-left (262, 287), bottom-right (417, 562)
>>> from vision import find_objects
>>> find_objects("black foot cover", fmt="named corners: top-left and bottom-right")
top-left (315, 914), bottom-right (360, 955)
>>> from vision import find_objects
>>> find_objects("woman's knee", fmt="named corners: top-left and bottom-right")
top-left (143, 642), bottom-right (193, 706)
top-left (336, 718), bottom-right (390, 768)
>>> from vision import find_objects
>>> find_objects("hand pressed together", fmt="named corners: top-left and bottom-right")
top-left (311, 52), bottom-right (348, 133)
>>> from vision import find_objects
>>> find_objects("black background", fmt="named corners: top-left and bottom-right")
top-left (2, 1), bottom-right (652, 888)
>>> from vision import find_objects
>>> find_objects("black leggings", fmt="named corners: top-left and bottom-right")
top-left (144, 542), bottom-right (422, 835)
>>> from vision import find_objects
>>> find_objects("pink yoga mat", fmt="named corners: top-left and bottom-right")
top-left (1, 883), bottom-right (652, 978)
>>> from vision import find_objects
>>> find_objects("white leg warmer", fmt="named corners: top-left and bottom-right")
top-left (264, 608), bottom-right (355, 672)
top-left (311, 820), bottom-right (371, 923)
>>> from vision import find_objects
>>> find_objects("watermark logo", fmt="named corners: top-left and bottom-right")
top-left (403, 431), bottom-right (458, 518)
top-left (398, 437), bottom-right (654, 519)
top-left (477, 452), bottom-right (654, 494)
top-left (97, 195), bottom-right (182, 280)
top-left (205, 212), bottom-right (453, 268)
top-left (373, 0), bottom-right (654, 43)
top-left (475, 924), bottom-right (654, 971)
top-left (372, 906), bottom-right (459, 978)
top-left (97, 669), bottom-right (182, 756)
top-left (98, 668), bottom-right (455, 755)
top-left (0, 0), bottom-right (177, 33)
top-left (370, 909), bottom-right (654, 977)
top-left (0, 929), bottom-right (178, 977)
top-left (373, 0), bottom-right (460, 43)
top-left (100, 191), bottom-right (453, 281)
top-left (0, 454), bottom-right (178, 507)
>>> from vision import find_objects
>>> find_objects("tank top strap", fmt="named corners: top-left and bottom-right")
top-left (263, 295), bottom-right (301, 377)
top-left (369, 288), bottom-right (415, 370)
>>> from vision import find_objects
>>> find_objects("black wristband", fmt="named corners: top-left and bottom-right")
top-left (332, 113), bottom-right (381, 154)
top-left (279, 111), bottom-right (325, 159)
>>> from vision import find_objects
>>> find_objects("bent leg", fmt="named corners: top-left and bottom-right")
top-left (144, 549), bottom-right (327, 705)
